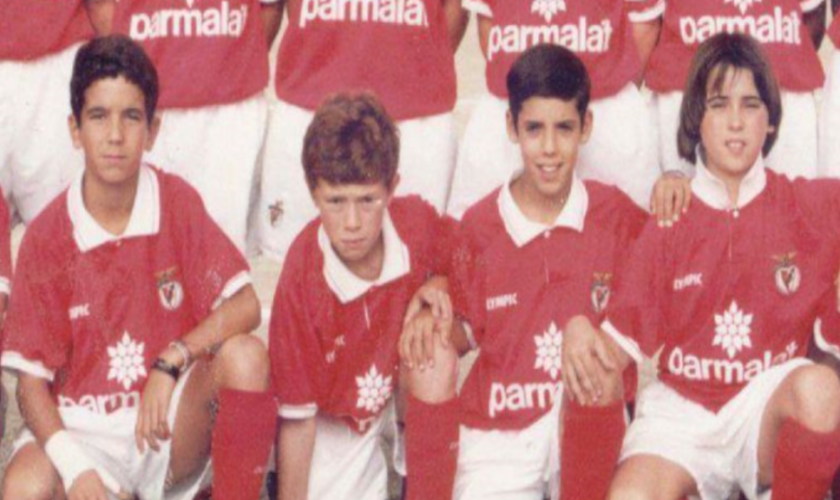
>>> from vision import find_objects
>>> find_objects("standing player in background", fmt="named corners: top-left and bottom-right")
top-left (270, 93), bottom-right (460, 500)
top-left (401, 45), bottom-right (646, 500)
top-left (648, 0), bottom-right (826, 178)
top-left (0, 0), bottom-right (105, 225)
top-left (256, 0), bottom-right (467, 260)
top-left (101, 0), bottom-right (283, 252)
top-left (447, 0), bottom-right (664, 217)
top-left (0, 36), bottom-right (276, 500)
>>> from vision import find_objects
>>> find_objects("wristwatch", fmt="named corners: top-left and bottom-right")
top-left (151, 358), bottom-right (180, 381)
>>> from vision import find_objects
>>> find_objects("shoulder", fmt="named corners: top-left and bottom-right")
top-left (461, 188), bottom-right (505, 246)
top-left (154, 167), bottom-right (205, 212)
top-left (283, 220), bottom-right (324, 283)
top-left (583, 181), bottom-right (648, 231)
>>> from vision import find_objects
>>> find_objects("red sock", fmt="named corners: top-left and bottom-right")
top-left (405, 396), bottom-right (459, 500)
top-left (212, 388), bottom-right (277, 500)
top-left (561, 400), bottom-right (625, 500)
top-left (772, 419), bottom-right (840, 500)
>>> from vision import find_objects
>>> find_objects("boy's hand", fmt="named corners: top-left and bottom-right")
top-left (400, 309), bottom-right (453, 370)
top-left (135, 369), bottom-right (177, 453)
top-left (404, 277), bottom-right (452, 327)
top-left (562, 316), bottom-right (617, 406)
top-left (651, 171), bottom-right (691, 228)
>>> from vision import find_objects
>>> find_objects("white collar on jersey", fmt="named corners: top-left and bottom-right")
top-left (692, 155), bottom-right (767, 212)
top-left (318, 210), bottom-right (412, 304)
top-left (67, 163), bottom-right (161, 253)
top-left (497, 171), bottom-right (588, 247)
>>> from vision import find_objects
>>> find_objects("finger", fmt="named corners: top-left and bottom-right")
top-left (135, 409), bottom-right (146, 453)
top-left (410, 322), bottom-right (425, 370)
top-left (574, 355), bottom-right (601, 401)
top-left (423, 320), bottom-right (437, 368)
top-left (439, 317), bottom-right (453, 347)
top-left (652, 185), bottom-right (664, 223)
top-left (564, 364), bottom-right (587, 405)
top-left (403, 298), bottom-right (422, 326)
top-left (682, 183), bottom-right (691, 213)
top-left (663, 186), bottom-right (674, 227)
top-left (399, 328), bottom-right (412, 368)
top-left (430, 290), bottom-right (443, 319)
top-left (146, 402), bottom-right (160, 452)
top-left (672, 186), bottom-right (684, 223)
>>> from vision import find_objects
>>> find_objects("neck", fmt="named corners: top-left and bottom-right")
top-left (82, 173), bottom-right (139, 236)
top-left (706, 164), bottom-right (748, 208)
top-left (510, 176), bottom-right (571, 225)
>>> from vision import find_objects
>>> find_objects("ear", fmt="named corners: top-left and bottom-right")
top-left (68, 114), bottom-right (82, 150)
top-left (580, 110), bottom-right (593, 144)
top-left (144, 113), bottom-right (162, 151)
top-left (506, 110), bottom-right (521, 145)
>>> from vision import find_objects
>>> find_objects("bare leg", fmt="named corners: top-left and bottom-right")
top-left (607, 454), bottom-right (697, 500)
top-left (1, 442), bottom-right (65, 500)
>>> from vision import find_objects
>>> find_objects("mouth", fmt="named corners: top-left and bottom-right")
top-left (537, 163), bottom-right (561, 174)
top-left (724, 140), bottom-right (747, 155)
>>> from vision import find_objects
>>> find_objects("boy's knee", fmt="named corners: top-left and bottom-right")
top-left (215, 335), bottom-right (271, 391)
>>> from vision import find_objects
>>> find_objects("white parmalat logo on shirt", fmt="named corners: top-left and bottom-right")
top-left (726, 0), bottom-right (760, 15)
top-left (300, 0), bottom-right (429, 28)
top-left (669, 341), bottom-right (798, 384)
top-left (58, 391), bottom-right (141, 414)
top-left (531, 0), bottom-right (565, 23)
top-left (69, 304), bottom-right (90, 320)
top-left (356, 365), bottom-right (392, 414)
top-left (130, 1), bottom-right (249, 41)
top-left (107, 332), bottom-right (147, 391)
top-left (674, 272), bottom-right (703, 291)
top-left (486, 293), bottom-right (518, 311)
top-left (487, 18), bottom-right (613, 62)
top-left (679, 6), bottom-right (801, 45)
top-left (713, 301), bottom-right (753, 359)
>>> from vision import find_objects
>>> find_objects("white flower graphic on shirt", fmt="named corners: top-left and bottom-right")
top-left (356, 365), bottom-right (392, 413)
top-left (713, 301), bottom-right (754, 359)
top-left (107, 332), bottom-right (147, 390)
top-left (725, 0), bottom-right (761, 15)
top-left (531, 0), bottom-right (566, 22)
top-left (535, 322), bottom-right (563, 380)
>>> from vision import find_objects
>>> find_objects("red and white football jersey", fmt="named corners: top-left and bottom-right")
top-left (828, 12), bottom-right (840, 47)
top-left (465, 0), bottom-right (664, 99)
top-left (0, 190), bottom-right (11, 297)
top-left (604, 161), bottom-right (840, 413)
top-left (273, 0), bottom-right (456, 120)
top-left (0, 1), bottom-right (93, 61)
top-left (451, 178), bottom-right (646, 431)
top-left (646, 0), bottom-right (824, 92)
top-left (112, 0), bottom-right (274, 109)
top-left (1, 166), bottom-right (250, 415)
top-left (270, 197), bottom-right (458, 433)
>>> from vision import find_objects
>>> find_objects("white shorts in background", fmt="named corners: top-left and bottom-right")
top-left (144, 93), bottom-right (269, 253)
top-left (620, 359), bottom-right (810, 500)
top-left (13, 368), bottom-right (209, 500)
top-left (257, 99), bottom-right (457, 261)
top-left (0, 44), bottom-right (84, 224)
top-left (454, 396), bottom-right (562, 500)
top-left (655, 90), bottom-right (818, 179)
top-left (447, 85), bottom-right (659, 219)
top-left (819, 50), bottom-right (840, 178)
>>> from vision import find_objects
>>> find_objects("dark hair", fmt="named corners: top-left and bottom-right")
top-left (507, 44), bottom-right (591, 126)
top-left (302, 92), bottom-right (400, 190)
top-left (678, 32), bottom-right (782, 164)
top-left (71, 35), bottom-right (159, 125)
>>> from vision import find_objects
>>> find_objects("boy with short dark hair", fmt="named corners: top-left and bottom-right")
top-left (0, 35), bottom-right (276, 500)
top-left (269, 92), bottom-right (461, 500)
top-left (399, 44), bottom-right (646, 500)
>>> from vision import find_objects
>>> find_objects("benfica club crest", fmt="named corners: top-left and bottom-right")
top-left (268, 200), bottom-right (284, 228)
top-left (773, 252), bottom-right (800, 296)
top-left (156, 266), bottom-right (184, 311)
top-left (591, 272), bottom-right (612, 314)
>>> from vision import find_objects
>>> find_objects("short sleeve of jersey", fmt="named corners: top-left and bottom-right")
top-left (448, 220), bottom-right (488, 348)
top-left (829, 13), bottom-right (840, 47)
top-left (463, 0), bottom-right (493, 18)
top-left (171, 180), bottom-right (251, 317)
top-left (814, 289), bottom-right (840, 362)
top-left (0, 191), bottom-right (12, 296)
top-left (793, 178), bottom-right (840, 245)
top-left (602, 219), bottom-right (670, 363)
top-left (2, 230), bottom-right (70, 381)
top-left (800, 0), bottom-right (825, 13)
top-left (269, 252), bottom-right (323, 419)
top-left (626, 0), bottom-right (665, 23)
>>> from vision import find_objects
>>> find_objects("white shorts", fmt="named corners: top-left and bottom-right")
top-left (454, 396), bottom-right (562, 500)
top-left (257, 99), bottom-right (457, 260)
top-left (12, 368), bottom-right (209, 500)
top-left (302, 403), bottom-right (403, 500)
top-left (654, 90), bottom-right (818, 179)
top-left (447, 84), bottom-right (659, 219)
top-left (819, 50), bottom-right (840, 178)
top-left (621, 358), bottom-right (810, 500)
top-left (144, 93), bottom-right (269, 253)
top-left (0, 44), bottom-right (84, 224)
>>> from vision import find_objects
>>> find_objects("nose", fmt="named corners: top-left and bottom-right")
top-left (108, 116), bottom-right (124, 143)
top-left (343, 202), bottom-right (362, 231)
top-left (542, 130), bottom-right (558, 155)
top-left (728, 105), bottom-right (745, 131)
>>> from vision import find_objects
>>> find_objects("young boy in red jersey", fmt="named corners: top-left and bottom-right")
top-left (269, 92), bottom-right (461, 500)
top-left (565, 33), bottom-right (840, 500)
top-left (400, 44), bottom-right (647, 500)
top-left (0, 36), bottom-right (276, 500)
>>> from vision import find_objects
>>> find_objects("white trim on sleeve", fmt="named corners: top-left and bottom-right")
top-left (211, 271), bottom-right (253, 310)
top-left (1, 351), bottom-right (56, 381)
top-left (279, 403), bottom-right (318, 419)
top-left (800, 0), bottom-right (825, 13)
top-left (462, 0), bottom-right (492, 17)
top-left (628, 0), bottom-right (665, 23)
top-left (814, 319), bottom-right (840, 362)
top-left (0, 277), bottom-right (10, 297)
top-left (601, 320), bottom-right (643, 364)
